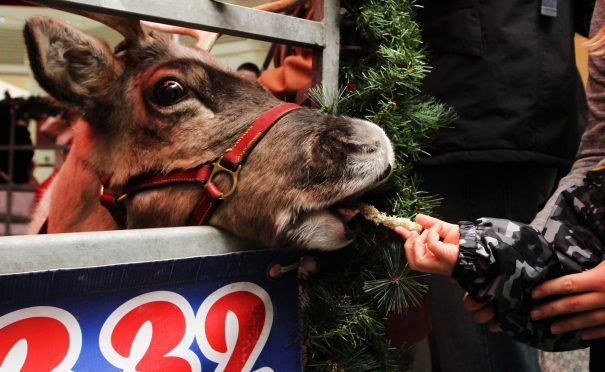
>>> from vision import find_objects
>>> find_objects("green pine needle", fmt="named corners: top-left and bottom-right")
top-left (363, 243), bottom-right (427, 314)
top-left (303, 0), bottom-right (455, 370)
top-left (308, 84), bottom-right (349, 115)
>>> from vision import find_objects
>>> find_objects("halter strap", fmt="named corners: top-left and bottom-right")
top-left (99, 102), bottom-right (300, 228)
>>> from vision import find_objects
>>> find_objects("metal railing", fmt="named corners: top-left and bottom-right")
top-left (0, 0), bottom-right (340, 269)
top-left (0, 105), bottom-right (66, 235)
top-left (34, 0), bottom-right (340, 93)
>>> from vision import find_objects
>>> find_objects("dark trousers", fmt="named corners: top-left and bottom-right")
top-left (417, 163), bottom-right (559, 372)
top-left (590, 337), bottom-right (605, 370)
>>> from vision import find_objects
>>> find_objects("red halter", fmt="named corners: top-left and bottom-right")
top-left (99, 102), bottom-right (300, 228)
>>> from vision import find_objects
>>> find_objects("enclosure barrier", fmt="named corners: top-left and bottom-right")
top-left (0, 1), bottom-right (338, 369)
top-left (1, 0), bottom-right (340, 236)
top-left (0, 226), bottom-right (256, 274)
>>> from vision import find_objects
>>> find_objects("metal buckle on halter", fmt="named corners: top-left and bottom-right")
top-left (206, 155), bottom-right (242, 199)
top-left (99, 184), bottom-right (128, 205)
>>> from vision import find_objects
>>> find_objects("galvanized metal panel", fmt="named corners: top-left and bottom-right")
top-left (317, 0), bottom-right (340, 98)
top-left (34, 0), bottom-right (325, 47)
top-left (30, 0), bottom-right (342, 98)
top-left (0, 226), bottom-right (261, 274)
top-left (0, 0), bottom-right (340, 273)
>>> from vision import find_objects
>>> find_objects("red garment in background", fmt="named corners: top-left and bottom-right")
top-left (258, 3), bottom-right (313, 102)
top-left (259, 52), bottom-right (312, 99)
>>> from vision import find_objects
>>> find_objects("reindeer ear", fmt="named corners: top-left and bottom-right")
top-left (23, 16), bottom-right (118, 109)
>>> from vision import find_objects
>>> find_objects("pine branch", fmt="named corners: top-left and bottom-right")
top-left (303, 0), bottom-right (455, 370)
top-left (363, 242), bottom-right (427, 314)
top-left (308, 84), bottom-right (348, 115)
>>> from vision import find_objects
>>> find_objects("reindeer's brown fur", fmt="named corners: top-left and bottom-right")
top-left (26, 15), bottom-right (394, 250)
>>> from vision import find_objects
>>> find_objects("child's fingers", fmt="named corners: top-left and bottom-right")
top-left (410, 230), bottom-right (454, 275)
top-left (416, 214), bottom-right (459, 242)
top-left (426, 226), bottom-right (446, 258)
top-left (415, 214), bottom-right (442, 229)
top-left (407, 230), bottom-right (429, 270)
top-left (403, 231), bottom-right (420, 266)
top-left (441, 223), bottom-right (460, 244)
top-left (488, 322), bottom-right (503, 333)
top-left (426, 224), bottom-right (442, 251)
top-left (424, 228), bottom-right (455, 275)
top-left (411, 230), bottom-right (429, 255)
top-left (394, 226), bottom-right (413, 240)
top-left (426, 225), bottom-right (458, 271)
top-left (462, 293), bottom-right (485, 311)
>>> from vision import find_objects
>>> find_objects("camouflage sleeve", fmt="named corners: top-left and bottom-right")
top-left (453, 218), bottom-right (562, 305)
top-left (543, 166), bottom-right (605, 272)
top-left (451, 168), bottom-right (605, 351)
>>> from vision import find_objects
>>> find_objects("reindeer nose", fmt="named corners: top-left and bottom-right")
top-left (350, 118), bottom-right (395, 166)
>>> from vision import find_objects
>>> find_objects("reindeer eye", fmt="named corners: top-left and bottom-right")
top-left (153, 80), bottom-right (187, 106)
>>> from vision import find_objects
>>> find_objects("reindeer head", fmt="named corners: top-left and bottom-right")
top-left (24, 14), bottom-right (394, 250)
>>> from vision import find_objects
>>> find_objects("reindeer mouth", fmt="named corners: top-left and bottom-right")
top-left (290, 170), bottom-right (391, 250)
top-left (290, 197), bottom-right (365, 251)
top-left (331, 199), bottom-right (364, 227)
top-left (283, 158), bottom-right (393, 250)
top-left (331, 163), bottom-right (393, 221)
top-left (327, 163), bottom-right (393, 226)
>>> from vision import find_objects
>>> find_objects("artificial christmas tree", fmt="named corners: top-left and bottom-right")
top-left (303, 1), bottom-right (455, 370)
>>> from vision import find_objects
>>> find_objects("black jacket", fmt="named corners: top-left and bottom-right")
top-left (417, 0), bottom-right (593, 168)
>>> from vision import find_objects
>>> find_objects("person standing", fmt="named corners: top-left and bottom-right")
top-left (511, 2), bottom-right (605, 369)
top-left (418, 5), bottom-right (605, 370)
top-left (235, 62), bottom-right (261, 80)
top-left (415, 0), bottom-right (594, 371)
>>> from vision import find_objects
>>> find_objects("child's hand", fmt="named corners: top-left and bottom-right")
top-left (394, 214), bottom-right (460, 276)
top-left (463, 293), bottom-right (502, 333)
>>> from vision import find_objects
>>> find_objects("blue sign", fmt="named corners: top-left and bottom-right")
top-left (0, 249), bottom-right (302, 371)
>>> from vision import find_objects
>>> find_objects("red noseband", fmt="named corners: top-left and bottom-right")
top-left (99, 102), bottom-right (301, 228)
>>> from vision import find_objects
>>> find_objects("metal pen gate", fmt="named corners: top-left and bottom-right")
top-left (0, 5), bottom-right (340, 368)
top-left (0, 0), bottom-right (339, 249)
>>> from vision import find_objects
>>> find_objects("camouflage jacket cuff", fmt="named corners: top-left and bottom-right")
top-left (452, 220), bottom-right (495, 303)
